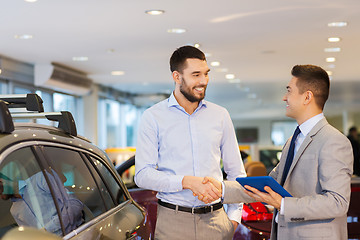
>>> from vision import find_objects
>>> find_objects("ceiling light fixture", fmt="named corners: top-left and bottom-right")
top-left (326, 71), bottom-right (333, 76)
top-left (324, 47), bottom-right (341, 52)
top-left (205, 53), bottom-right (212, 57)
top-left (72, 56), bottom-right (88, 61)
top-left (111, 71), bottom-right (125, 76)
top-left (327, 22), bottom-right (347, 27)
top-left (167, 28), bottom-right (186, 34)
top-left (14, 34), bottom-right (33, 39)
top-left (0, 69), bottom-right (2, 74)
top-left (328, 37), bottom-right (341, 42)
top-left (194, 43), bottom-right (201, 48)
top-left (326, 57), bottom-right (336, 63)
top-left (225, 74), bottom-right (235, 80)
top-left (210, 61), bottom-right (220, 67)
top-left (145, 10), bottom-right (165, 15)
top-left (24, 0), bottom-right (38, 2)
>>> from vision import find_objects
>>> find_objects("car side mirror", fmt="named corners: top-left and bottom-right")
top-left (2, 226), bottom-right (62, 240)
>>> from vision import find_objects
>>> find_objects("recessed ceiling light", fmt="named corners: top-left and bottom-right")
top-left (194, 43), bottom-right (201, 48)
top-left (328, 22), bottom-right (347, 27)
top-left (0, 69), bottom-right (2, 74)
top-left (210, 61), bottom-right (220, 67)
top-left (167, 28), bottom-right (186, 34)
top-left (328, 37), bottom-right (341, 42)
top-left (324, 47), bottom-right (341, 52)
top-left (72, 56), bottom-right (88, 61)
top-left (326, 71), bottom-right (333, 76)
top-left (14, 34), bottom-right (33, 39)
top-left (145, 10), bottom-right (165, 15)
top-left (205, 53), bottom-right (212, 57)
top-left (24, 0), bottom-right (38, 2)
top-left (326, 57), bottom-right (336, 63)
top-left (225, 74), bottom-right (235, 80)
top-left (111, 71), bottom-right (125, 76)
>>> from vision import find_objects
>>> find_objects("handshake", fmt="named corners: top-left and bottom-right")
top-left (182, 176), bottom-right (222, 204)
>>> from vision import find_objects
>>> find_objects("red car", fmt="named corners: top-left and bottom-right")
top-left (117, 156), bottom-right (360, 240)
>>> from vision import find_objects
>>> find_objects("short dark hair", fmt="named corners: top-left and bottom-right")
top-left (170, 46), bottom-right (206, 73)
top-left (349, 126), bottom-right (357, 133)
top-left (291, 65), bottom-right (330, 110)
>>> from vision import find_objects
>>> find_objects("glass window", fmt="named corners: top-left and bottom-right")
top-left (0, 81), bottom-right (6, 94)
top-left (42, 147), bottom-right (116, 218)
top-left (0, 147), bottom-right (63, 236)
top-left (13, 86), bottom-right (32, 94)
top-left (35, 90), bottom-right (54, 126)
top-left (89, 156), bottom-right (126, 204)
top-left (271, 121), bottom-right (298, 146)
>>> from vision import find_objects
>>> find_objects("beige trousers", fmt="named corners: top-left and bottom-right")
top-left (154, 204), bottom-right (234, 240)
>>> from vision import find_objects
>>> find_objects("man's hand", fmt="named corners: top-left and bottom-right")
top-left (182, 176), bottom-right (221, 204)
top-left (243, 185), bottom-right (282, 210)
top-left (196, 176), bottom-right (222, 204)
top-left (231, 220), bottom-right (238, 233)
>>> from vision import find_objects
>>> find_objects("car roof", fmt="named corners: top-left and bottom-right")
top-left (0, 122), bottom-right (109, 161)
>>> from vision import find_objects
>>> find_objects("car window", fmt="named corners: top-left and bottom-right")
top-left (89, 156), bottom-right (127, 204)
top-left (42, 146), bottom-right (113, 220)
top-left (0, 147), bottom-right (64, 237)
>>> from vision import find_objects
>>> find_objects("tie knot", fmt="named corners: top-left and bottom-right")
top-left (293, 126), bottom-right (301, 138)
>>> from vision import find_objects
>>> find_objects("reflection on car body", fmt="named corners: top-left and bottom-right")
top-left (0, 94), bottom-right (145, 240)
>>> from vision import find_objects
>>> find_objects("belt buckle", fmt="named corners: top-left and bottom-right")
top-left (210, 205), bottom-right (213, 213)
top-left (191, 207), bottom-right (195, 215)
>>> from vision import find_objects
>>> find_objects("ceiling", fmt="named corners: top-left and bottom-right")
top-left (1, 0), bottom-right (360, 120)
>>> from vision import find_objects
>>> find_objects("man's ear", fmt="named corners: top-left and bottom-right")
top-left (304, 90), bottom-right (313, 105)
top-left (172, 71), bottom-right (181, 84)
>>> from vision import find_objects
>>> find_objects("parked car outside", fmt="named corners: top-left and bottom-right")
top-left (0, 94), bottom-right (145, 240)
top-left (115, 150), bottom-right (360, 240)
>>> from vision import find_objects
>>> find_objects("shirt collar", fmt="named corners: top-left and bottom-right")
top-left (167, 91), bottom-right (207, 111)
top-left (299, 113), bottom-right (324, 137)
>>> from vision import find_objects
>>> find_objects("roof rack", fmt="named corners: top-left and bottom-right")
top-left (0, 94), bottom-right (44, 112)
top-left (0, 94), bottom-right (77, 136)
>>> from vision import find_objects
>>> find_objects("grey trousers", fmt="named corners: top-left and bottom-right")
top-left (154, 204), bottom-right (234, 240)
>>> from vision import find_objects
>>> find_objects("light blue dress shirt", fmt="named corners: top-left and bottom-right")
top-left (135, 92), bottom-right (246, 222)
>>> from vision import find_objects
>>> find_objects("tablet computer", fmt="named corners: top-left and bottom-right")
top-left (236, 176), bottom-right (292, 197)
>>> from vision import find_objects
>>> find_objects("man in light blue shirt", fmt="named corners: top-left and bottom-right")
top-left (135, 45), bottom-right (246, 239)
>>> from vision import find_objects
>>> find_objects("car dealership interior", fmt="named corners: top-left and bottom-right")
top-left (1, 1), bottom-right (360, 239)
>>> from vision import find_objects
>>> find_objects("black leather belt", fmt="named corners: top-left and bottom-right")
top-left (158, 199), bottom-right (223, 214)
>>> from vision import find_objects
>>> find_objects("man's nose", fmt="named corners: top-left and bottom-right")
top-left (200, 75), bottom-right (209, 85)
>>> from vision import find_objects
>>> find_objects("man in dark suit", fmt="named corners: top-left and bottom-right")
top-left (203, 65), bottom-right (353, 240)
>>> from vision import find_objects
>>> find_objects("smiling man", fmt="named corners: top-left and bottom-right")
top-left (135, 46), bottom-right (246, 240)
top-left (206, 64), bottom-right (353, 240)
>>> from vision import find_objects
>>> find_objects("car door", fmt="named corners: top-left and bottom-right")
top-left (39, 144), bottom-right (144, 240)
top-left (0, 146), bottom-right (66, 237)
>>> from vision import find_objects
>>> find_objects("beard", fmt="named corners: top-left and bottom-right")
top-left (179, 76), bottom-right (206, 103)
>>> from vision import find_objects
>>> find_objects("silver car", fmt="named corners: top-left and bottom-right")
top-left (0, 94), bottom-right (145, 240)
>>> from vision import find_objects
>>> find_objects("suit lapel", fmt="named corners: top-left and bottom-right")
top-left (283, 118), bottom-right (328, 185)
